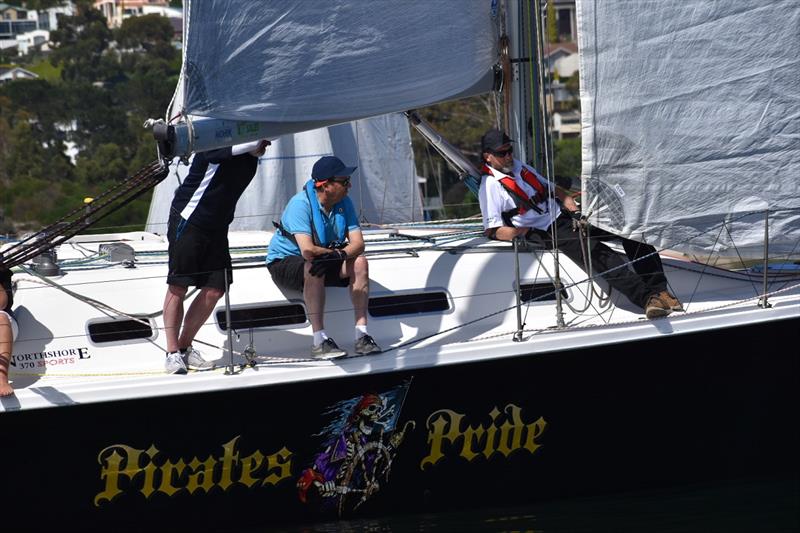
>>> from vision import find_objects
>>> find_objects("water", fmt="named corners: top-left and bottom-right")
top-left (257, 478), bottom-right (798, 533)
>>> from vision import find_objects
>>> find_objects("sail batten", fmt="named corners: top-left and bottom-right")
top-left (578, 0), bottom-right (800, 256)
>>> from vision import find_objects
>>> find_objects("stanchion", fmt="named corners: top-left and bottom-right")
top-left (223, 268), bottom-right (236, 374)
top-left (759, 209), bottom-right (771, 309)
top-left (513, 237), bottom-right (524, 341)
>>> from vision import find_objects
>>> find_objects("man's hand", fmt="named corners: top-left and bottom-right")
top-left (308, 249), bottom-right (346, 277)
top-left (561, 194), bottom-right (579, 213)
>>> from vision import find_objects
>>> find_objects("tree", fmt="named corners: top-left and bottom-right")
top-left (115, 14), bottom-right (177, 61)
top-left (49, 0), bottom-right (113, 83)
top-left (546, 0), bottom-right (558, 43)
top-left (553, 137), bottom-right (581, 182)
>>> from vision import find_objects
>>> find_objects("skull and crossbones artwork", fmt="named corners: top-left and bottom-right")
top-left (297, 384), bottom-right (415, 516)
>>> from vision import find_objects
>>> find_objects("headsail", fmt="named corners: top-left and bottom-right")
top-left (146, 113), bottom-right (422, 232)
top-left (180, 0), bottom-right (497, 130)
top-left (577, 1), bottom-right (800, 256)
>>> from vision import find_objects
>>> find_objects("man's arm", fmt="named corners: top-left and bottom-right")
top-left (485, 226), bottom-right (528, 241)
top-left (555, 186), bottom-right (579, 212)
top-left (294, 234), bottom-right (332, 261)
top-left (343, 229), bottom-right (365, 258)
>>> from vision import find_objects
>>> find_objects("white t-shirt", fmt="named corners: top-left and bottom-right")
top-left (478, 159), bottom-right (561, 231)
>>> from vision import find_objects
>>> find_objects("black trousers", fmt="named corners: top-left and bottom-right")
top-left (534, 214), bottom-right (667, 309)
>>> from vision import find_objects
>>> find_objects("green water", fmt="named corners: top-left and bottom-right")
top-left (264, 478), bottom-right (799, 533)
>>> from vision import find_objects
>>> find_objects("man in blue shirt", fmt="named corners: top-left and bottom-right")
top-left (163, 139), bottom-right (269, 374)
top-left (267, 156), bottom-right (381, 359)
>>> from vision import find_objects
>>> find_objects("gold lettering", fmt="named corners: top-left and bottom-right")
top-left (261, 447), bottom-right (293, 486)
top-left (460, 424), bottom-right (485, 462)
top-left (158, 458), bottom-right (187, 496)
top-left (421, 404), bottom-right (548, 469)
top-left (420, 409), bottom-right (464, 469)
top-left (139, 445), bottom-right (160, 498)
top-left (239, 450), bottom-right (265, 488)
top-left (95, 438), bottom-right (295, 504)
top-left (482, 407), bottom-right (500, 459)
top-left (523, 416), bottom-right (547, 454)
top-left (95, 445), bottom-right (143, 506)
top-left (218, 436), bottom-right (240, 491)
top-left (496, 404), bottom-right (525, 457)
top-left (185, 456), bottom-right (217, 494)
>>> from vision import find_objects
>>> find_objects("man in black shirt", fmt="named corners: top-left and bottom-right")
top-left (162, 139), bottom-right (269, 374)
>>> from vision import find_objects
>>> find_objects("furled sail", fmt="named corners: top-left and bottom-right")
top-left (577, 1), bottom-right (800, 256)
top-left (145, 113), bottom-right (422, 232)
top-left (180, 0), bottom-right (497, 130)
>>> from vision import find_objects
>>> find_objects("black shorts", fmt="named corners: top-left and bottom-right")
top-left (267, 255), bottom-right (349, 292)
top-left (167, 214), bottom-right (232, 290)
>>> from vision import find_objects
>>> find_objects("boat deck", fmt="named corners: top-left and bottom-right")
top-left (4, 226), bottom-right (799, 412)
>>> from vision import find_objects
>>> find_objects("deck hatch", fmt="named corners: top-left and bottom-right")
top-left (519, 282), bottom-right (568, 303)
top-left (216, 303), bottom-right (307, 330)
top-left (369, 291), bottom-right (450, 317)
top-left (88, 318), bottom-right (154, 343)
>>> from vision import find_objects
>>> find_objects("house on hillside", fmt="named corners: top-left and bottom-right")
top-left (94, 0), bottom-right (174, 28)
top-left (0, 3), bottom-right (37, 48)
top-left (1, 2), bottom-right (73, 56)
top-left (0, 65), bottom-right (38, 83)
top-left (553, 0), bottom-right (577, 42)
top-left (544, 42), bottom-right (579, 79)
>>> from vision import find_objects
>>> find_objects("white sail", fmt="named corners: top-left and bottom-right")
top-left (180, 0), bottom-right (497, 129)
top-left (145, 113), bottom-right (421, 233)
top-left (577, 1), bottom-right (800, 256)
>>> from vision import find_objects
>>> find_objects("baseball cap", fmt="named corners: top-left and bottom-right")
top-left (311, 156), bottom-right (357, 182)
top-left (481, 129), bottom-right (514, 153)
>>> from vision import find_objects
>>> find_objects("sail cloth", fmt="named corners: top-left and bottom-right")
top-left (577, 1), bottom-right (800, 256)
top-left (145, 114), bottom-right (422, 233)
top-left (181, 0), bottom-right (497, 129)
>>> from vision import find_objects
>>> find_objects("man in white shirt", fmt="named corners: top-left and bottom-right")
top-left (478, 128), bottom-right (680, 319)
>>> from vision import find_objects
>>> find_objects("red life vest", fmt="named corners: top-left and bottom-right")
top-left (483, 164), bottom-right (550, 223)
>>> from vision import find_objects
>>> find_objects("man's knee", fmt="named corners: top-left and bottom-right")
top-left (200, 287), bottom-right (225, 301)
top-left (167, 284), bottom-right (188, 298)
top-left (353, 255), bottom-right (368, 272)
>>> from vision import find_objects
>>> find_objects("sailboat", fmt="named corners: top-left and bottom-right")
top-left (2, 1), bottom-right (798, 530)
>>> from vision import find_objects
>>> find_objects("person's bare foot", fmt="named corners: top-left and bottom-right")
top-left (0, 380), bottom-right (13, 396)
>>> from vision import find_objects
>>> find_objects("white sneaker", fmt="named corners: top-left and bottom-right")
top-left (165, 352), bottom-right (187, 374)
top-left (182, 346), bottom-right (215, 371)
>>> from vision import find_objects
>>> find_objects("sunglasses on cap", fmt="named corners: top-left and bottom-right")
top-left (490, 147), bottom-right (513, 157)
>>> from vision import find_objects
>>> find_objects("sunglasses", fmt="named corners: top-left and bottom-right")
top-left (331, 177), bottom-right (351, 186)
top-left (491, 147), bottom-right (513, 157)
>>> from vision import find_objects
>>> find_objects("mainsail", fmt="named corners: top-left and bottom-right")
top-left (179, 0), bottom-right (497, 133)
top-left (577, 1), bottom-right (800, 256)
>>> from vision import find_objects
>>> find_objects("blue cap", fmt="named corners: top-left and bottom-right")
top-left (312, 156), bottom-right (357, 182)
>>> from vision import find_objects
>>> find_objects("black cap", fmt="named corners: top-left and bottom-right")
top-left (481, 129), bottom-right (514, 153)
top-left (311, 156), bottom-right (357, 182)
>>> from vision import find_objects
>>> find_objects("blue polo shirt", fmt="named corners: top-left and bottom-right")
top-left (267, 190), bottom-right (360, 262)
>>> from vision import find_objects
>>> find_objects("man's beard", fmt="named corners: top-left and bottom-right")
top-left (488, 161), bottom-right (514, 174)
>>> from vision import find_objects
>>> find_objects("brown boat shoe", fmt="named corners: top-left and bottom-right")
top-left (645, 294), bottom-right (672, 319)
top-left (658, 290), bottom-right (684, 312)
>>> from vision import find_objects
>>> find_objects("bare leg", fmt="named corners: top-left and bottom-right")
top-left (346, 256), bottom-right (369, 327)
top-left (163, 284), bottom-right (188, 353)
top-left (304, 262), bottom-right (326, 332)
top-left (0, 315), bottom-right (13, 396)
top-left (178, 287), bottom-right (224, 350)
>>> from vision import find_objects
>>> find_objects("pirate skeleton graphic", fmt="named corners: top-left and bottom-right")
top-left (297, 384), bottom-right (414, 516)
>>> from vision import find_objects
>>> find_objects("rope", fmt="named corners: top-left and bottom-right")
top-left (1, 161), bottom-right (168, 270)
